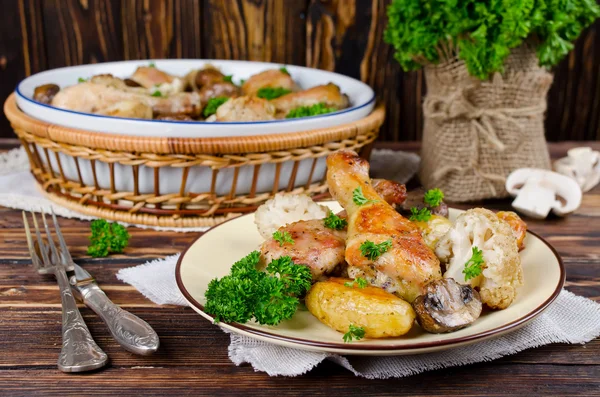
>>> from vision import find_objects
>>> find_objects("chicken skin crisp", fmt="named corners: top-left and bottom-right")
top-left (326, 150), bottom-right (442, 303)
top-left (261, 219), bottom-right (347, 282)
top-left (259, 179), bottom-right (407, 282)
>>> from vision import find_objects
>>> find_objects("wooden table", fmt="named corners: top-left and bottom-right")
top-left (1, 139), bottom-right (599, 396)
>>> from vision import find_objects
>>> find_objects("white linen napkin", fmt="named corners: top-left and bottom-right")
top-left (0, 147), bottom-right (419, 232)
top-left (116, 254), bottom-right (600, 379)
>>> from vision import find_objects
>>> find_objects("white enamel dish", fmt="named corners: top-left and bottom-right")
top-left (176, 203), bottom-right (565, 356)
top-left (15, 59), bottom-right (375, 138)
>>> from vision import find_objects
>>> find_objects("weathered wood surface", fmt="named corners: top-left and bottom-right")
top-left (0, 139), bottom-right (599, 396)
top-left (1, 0), bottom-right (600, 142)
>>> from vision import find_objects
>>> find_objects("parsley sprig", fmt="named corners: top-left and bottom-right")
top-left (273, 230), bottom-right (294, 246)
top-left (360, 240), bottom-right (392, 261)
top-left (344, 277), bottom-right (368, 289)
top-left (423, 188), bottom-right (444, 207)
top-left (463, 247), bottom-right (485, 281)
top-left (286, 102), bottom-right (336, 119)
top-left (257, 87), bottom-right (291, 100)
top-left (384, 0), bottom-right (600, 80)
top-left (352, 186), bottom-right (377, 206)
top-left (223, 75), bottom-right (233, 83)
top-left (204, 252), bottom-right (312, 325)
top-left (343, 324), bottom-right (366, 342)
top-left (279, 66), bottom-right (289, 75)
top-left (151, 90), bottom-right (163, 97)
top-left (203, 96), bottom-right (229, 117)
top-left (87, 219), bottom-right (130, 258)
top-left (323, 211), bottom-right (347, 230)
top-left (78, 77), bottom-right (87, 83)
top-left (409, 207), bottom-right (432, 222)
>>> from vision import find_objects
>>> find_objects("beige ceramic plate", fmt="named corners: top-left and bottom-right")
top-left (176, 202), bottom-right (565, 356)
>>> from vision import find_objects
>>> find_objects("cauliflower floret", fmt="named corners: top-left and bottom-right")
top-left (435, 208), bottom-right (523, 309)
top-left (411, 214), bottom-right (452, 250)
top-left (254, 194), bottom-right (330, 240)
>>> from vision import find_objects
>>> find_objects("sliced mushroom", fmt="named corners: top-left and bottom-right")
top-left (505, 168), bottom-right (582, 219)
top-left (413, 278), bottom-right (482, 333)
top-left (400, 187), bottom-right (448, 217)
top-left (33, 84), bottom-right (60, 104)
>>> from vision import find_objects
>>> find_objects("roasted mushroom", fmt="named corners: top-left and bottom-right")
top-left (194, 68), bottom-right (225, 88)
top-left (371, 179), bottom-right (407, 207)
top-left (198, 81), bottom-right (240, 103)
top-left (413, 278), bottom-right (482, 333)
top-left (33, 84), bottom-right (60, 104)
top-left (400, 187), bottom-right (449, 217)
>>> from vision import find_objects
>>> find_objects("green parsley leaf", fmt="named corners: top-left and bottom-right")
top-left (148, 62), bottom-right (156, 68)
top-left (352, 186), bottom-right (377, 206)
top-left (423, 188), bottom-right (444, 207)
top-left (87, 219), bottom-right (130, 258)
top-left (463, 247), bottom-right (485, 281)
top-left (279, 66), bottom-right (289, 75)
top-left (323, 211), bottom-right (347, 230)
top-left (273, 230), bottom-right (294, 246)
top-left (409, 207), bottom-right (432, 222)
top-left (257, 87), bottom-right (291, 100)
top-left (223, 75), bottom-right (233, 83)
top-left (203, 96), bottom-right (229, 117)
top-left (151, 90), bottom-right (163, 97)
top-left (343, 324), bottom-right (365, 342)
top-left (78, 77), bottom-right (87, 83)
top-left (240, 79), bottom-right (246, 85)
top-left (285, 102), bottom-right (336, 119)
top-left (359, 240), bottom-right (392, 261)
top-left (204, 252), bottom-right (311, 325)
top-left (265, 256), bottom-right (312, 296)
top-left (344, 277), bottom-right (368, 289)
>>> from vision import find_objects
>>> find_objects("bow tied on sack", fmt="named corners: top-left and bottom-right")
top-left (422, 88), bottom-right (547, 195)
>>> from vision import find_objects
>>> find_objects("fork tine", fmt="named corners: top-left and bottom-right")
top-left (22, 212), bottom-right (42, 270)
top-left (41, 211), bottom-right (61, 266)
top-left (51, 209), bottom-right (73, 265)
top-left (30, 211), bottom-right (51, 268)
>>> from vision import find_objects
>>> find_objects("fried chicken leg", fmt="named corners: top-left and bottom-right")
top-left (326, 150), bottom-right (441, 302)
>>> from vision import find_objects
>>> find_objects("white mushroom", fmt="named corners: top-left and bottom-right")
top-left (554, 147), bottom-right (600, 193)
top-left (505, 168), bottom-right (582, 219)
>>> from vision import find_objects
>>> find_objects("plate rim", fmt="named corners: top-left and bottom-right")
top-left (175, 206), bottom-right (566, 352)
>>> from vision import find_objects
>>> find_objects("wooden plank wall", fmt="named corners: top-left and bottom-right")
top-left (1, 0), bottom-right (599, 141)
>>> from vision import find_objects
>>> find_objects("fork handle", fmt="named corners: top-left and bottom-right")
top-left (80, 285), bottom-right (159, 355)
top-left (55, 268), bottom-right (108, 372)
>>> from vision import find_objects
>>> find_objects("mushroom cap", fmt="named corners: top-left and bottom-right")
top-left (413, 278), bottom-right (482, 333)
top-left (400, 188), bottom-right (448, 217)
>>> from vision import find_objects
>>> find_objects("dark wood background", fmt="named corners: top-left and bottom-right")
top-left (1, 0), bottom-right (599, 141)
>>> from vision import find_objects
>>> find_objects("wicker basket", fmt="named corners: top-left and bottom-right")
top-left (4, 93), bottom-right (383, 228)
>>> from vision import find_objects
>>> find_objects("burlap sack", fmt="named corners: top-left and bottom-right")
top-left (419, 45), bottom-right (554, 202)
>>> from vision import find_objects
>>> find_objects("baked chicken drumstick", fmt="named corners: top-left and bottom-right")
top-left (326, 150), bottom-right (442, 302)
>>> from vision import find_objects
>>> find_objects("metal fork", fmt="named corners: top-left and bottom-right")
top-left (23, 211), bottom-right (109, 373)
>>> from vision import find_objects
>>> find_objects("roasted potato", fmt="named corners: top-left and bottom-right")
top-left (305, 278), bottom-right (415, 338)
